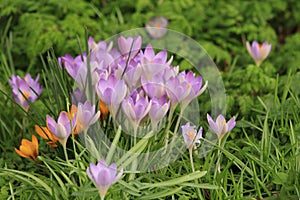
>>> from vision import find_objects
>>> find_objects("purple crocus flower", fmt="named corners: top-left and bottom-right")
top-left (140, 44), bottom-right (169, 80)
top-left (118, 36), bottom-right (142, 58)
top-left (46, 111), bottom-right (73, 145)
top-left (58, 54), bottom-right (86, 80)
top-left (145, 17), bottom-right (168, 39)
top-left (96, 74), bottom-right (127, 118)
top-left (121, 91), bottom-right (152, 127)
top-left (149, 96), bottom-right (169, 131)
top-left (86, 160), bottom-right (123, 199)
top-left (181, 122), bottom-right (203, 150)
top-left (166, 75), bottom-right (191, 107)
top-left (246, 41), bottom-right (272, 67)
top-left (73, 100), bottom-right (100, 134)
top-left (207, 114), bottom-right (236, 140)
top-left (9, 73), bottom-right (43, 112)
top-left (88, 36), bottom-right (113, 53)
top-left (114, 59), bottom-right (141, 89)
top-left (141, 75), bottom-right (166, 99)
top-left (71, 88), bottom-right (86, 105)
top-left (180, 71), bottom-right (208, 110)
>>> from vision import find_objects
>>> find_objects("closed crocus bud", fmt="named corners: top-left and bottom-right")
top-left (207, 114), bottom-right (236, 140)
top-left (246, 41), bottom-right (271, 67)
top-left (149, 96), bottom-right (169, 131)
top-left (72, 100), bottom-right (100, 134)
top-left (96, 75), bottom-right (127, 119)
top-left (86, 160), bottom-right (123, 200)
top-left (46, 111), bottom-right (73, 146)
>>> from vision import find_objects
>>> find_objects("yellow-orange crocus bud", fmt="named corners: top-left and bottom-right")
top-left (15, 134), bottom-right (39, 162)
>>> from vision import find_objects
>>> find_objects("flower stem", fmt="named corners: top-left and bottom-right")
top-left (189, 148), bottom-right (202, 198)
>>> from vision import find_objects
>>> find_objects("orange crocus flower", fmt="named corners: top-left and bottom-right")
top-left (35, 125), bottom-right (58, 147)
top-left (15, 134), bottom-right (39, 162)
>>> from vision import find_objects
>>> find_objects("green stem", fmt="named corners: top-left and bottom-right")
top-left (164, 105), bottom-right (176, 150)
top-left (189, 148), bottom-right (202, 199)
top-left (62, 140), bottom-right (69, 163)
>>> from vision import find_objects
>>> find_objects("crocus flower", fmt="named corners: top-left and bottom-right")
top-left (121, 91), bottom-right (152, 129)
top-left (141, 75), bottom-right (166, 99)
top-left (180, 71), bottom-right (208, 110)
top-left (246, 41), bottom-right (272, 67)
top-left (145, 17), bottom-right (168, 39)
top-left (166, 75), bottom-right (191, 107)
top-left (140, 44), bottom-right (169, 80)
top-left (207, 114), bottom-right (236, 140)
top-left (46, 111), bottom-right (73, 146)
top-left (35, 125), bottom-right (58, 147)
top-left (118, 36), bottom-right (142, 58)
top-left (8, 74), bottom-right (43, 112)
top-left (86, 160), bottom-right (123, 200)
top-left (149, 97), bottom-right (169, 131)
top-left (96, 75), bottom-right (127, 118)
top-left (15, 134), bottom-right (39, 162)
top-left (181, 122), bottom-right (203, 150)
top-left (72, 100), bottom-right (100, 134)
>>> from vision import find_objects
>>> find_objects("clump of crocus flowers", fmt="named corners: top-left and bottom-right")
top-left (58, 35), bottom-right (207, 138)
top-left (246, 41), bottom-right (272, 67)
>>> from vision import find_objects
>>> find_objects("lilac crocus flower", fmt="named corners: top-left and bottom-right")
top-left (246, 41), bottom-right (272, 67)
top-left (181, 122), bottom-right (203, 150)
top-left (166, 75), bottom-right (191, 107)
top-left (207, 114), bottom-right (236, 140)
top-left (141, 75), bottom-right (166, 99)
top-left (86, 160), bottom-right (123, 199)
top-left (58, 54), bottom-right (86, 80)
top-left (121, 91), bottom-right (152, 128)
top-left (46, 111), bottom-right (73, 146)
top-left (118, 36), bottom-right (142, 58)
top-left (96, 74), bottom-right (127, 118)
top-left (145, 17), bottom-right (168, 39)
top-left (149, 97), bottom-right (169, 131)
top-left (180, 71), bottom-right (208, 110)
top-left (73, 100), bottom-right (100, 134)
top-left (140, 44), bottom-right (169, 80)
top-left (8, 74), bottom-right (43, 112)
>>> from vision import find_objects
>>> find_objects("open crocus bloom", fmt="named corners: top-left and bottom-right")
top-left (181, 122), bottom-right (203, 150)
top-left (86, 160), bottom-right (123, 199)
top-left (246, 41), bottom-right (271, 67)
top-left (15, 134), bottom-right (39, 162)
top-left (207, 114), bottom-right (236, 140)
top-left (145, 16), bottom-right (168, 39)
top-left (8, 74), bottom-right (43, 112)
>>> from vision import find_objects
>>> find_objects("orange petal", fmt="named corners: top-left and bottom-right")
top-left (69, 105), bottom-right (77, 120)
top-left (46, 141), bottom-right (58, 147)
top-left (31, 134), bottom-right (39, 154)
top-left (35, 125), bottom-right (48, 140)
top-left (15, 148), bottom-right (30, 159)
